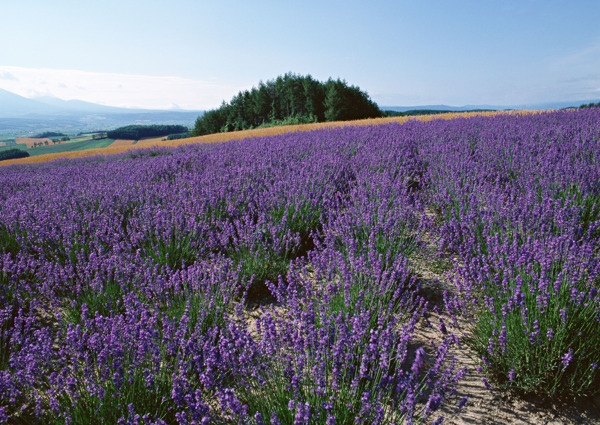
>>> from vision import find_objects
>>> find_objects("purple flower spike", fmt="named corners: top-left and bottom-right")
top-left (561, 349), bottom-right (574, 371)
top-left (411, 347), bottom-right (426, 375)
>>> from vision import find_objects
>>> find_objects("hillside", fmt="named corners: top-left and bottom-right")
top-left (0, 88), bottom-right (62, 117)
top-left (1, 110), bottom-right (535, 166)
top-left (1, 108), bottom-right (599, 424)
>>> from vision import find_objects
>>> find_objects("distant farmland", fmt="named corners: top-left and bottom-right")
top-left (15, 137), bottom-right (54, 148)
top-left (0, 135), bottom-right (114, 160)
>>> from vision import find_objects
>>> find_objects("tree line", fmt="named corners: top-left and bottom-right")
top-left (34, 131), bottom-right (67, 138)
top-left (107, 125), bottom-right (189, 140)
top-left (580, 102), bottom-right (600, 108)
top-left (192, 73), bottom-right (383, 136)
top-left (0, 148), bottom-right (29, 161)
top-left (31, 138), bottom-right (69, 148)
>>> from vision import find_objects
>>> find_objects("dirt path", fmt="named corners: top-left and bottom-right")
top-left (411, 236), bottom-right (600, 425)
top-left (236, 219), bottom-right (600, 424)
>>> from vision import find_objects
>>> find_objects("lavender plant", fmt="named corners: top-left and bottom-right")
top-left (424, 110), bottom-right (600, 398)
top-left (1, 108), bottom-right (599, 422)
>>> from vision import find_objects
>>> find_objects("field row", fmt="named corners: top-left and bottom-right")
top-left (0, 108), bottom-right (598, 423)
top-left (0, 110), bottom-right (540, 167)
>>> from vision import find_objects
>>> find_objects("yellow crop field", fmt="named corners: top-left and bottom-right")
top-left (0, 110), bottom-right (542, 167)
top-left (136, 136), bottom-right (167, 144)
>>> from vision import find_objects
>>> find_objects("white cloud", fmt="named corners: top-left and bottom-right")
top-left (0, 66), bottom-right (243, 110)
top-left (0, 71), bottom-right (18, 81)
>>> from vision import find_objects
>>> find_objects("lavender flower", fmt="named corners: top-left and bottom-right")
top-left (2, 107), bottom-right (600, 421)
top-left (562, 349), bottom-right (574, 371)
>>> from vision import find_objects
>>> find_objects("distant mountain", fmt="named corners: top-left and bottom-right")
top-left (0, 89), bottom-right (157, 117)
top-left (0, 89), bottom-right (204, 137)
top-left (33, 96), bottom-right (146, 114)
top-left (382, 104), bottom-right (510, 112)
top-left (382, 104), bottom-right (498, 112)
top-left (518, 100), bottom-right (600, 110)
top-left (0, 88), bottom-right (64, 117)
top-left (381, 100), bottom-right (600, 112)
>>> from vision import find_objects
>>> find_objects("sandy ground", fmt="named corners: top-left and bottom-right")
top-left (239, 227), bottom-right (600, 424)
top-left (411, 236), bottom-right (600, 425)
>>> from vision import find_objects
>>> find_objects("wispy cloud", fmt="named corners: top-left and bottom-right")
top-left (0, 71), bottom-right (19, 81)
top-left (0, 66), bottom-right (244, 109)
top-left (552, 39), bottom-right (600, 69)
top-left (537, 39), bottom-right (600, 103)
top-left (562, 74), bottom-right (600, 84)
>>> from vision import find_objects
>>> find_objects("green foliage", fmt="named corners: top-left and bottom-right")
top-left (255, 114), bottom-right (318, 129)
top-left (63, 279), bottom-right (126, 325)
top-left (142, 227), bottom-right (199, 271)
top-left (107, 125), bottom-right (189, 140)
top-left (468, 257), bottom-right (600, 398)
top-left (580, 102), bottom-right (600, 108)
top-left (323, 78), bottom-right (381, 122)
top-left (54, 366), bottom-right (176, 425)
top-left (0, 224), bottom-right (23, 256)
top-left (228, 245), bottom-right (290, 301)
top-left (0, 148), bottom-right (29, 161)
top-left (166, 132), bottom-right (192, 140)
top-left (34, 131), bottom-right (67, 138)
top-left (192, 73), bottom-right (383, 136)
top-left (0, 139), bottom-right (16, 147)
top-left (384, 110), bottom-right (406, 117)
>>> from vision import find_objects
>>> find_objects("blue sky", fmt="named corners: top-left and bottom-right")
top-left (1, 0), bottom-right (599, 109)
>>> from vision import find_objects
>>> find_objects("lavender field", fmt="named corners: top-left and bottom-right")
top-left (1, 109), bottom-right (599, 424)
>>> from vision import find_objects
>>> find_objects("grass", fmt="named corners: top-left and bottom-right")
top-left (0, 144), bottom-right (27, 153)
top-left (27, 138), bottom-right (115, 156)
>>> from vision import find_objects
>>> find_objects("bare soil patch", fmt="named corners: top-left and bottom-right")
top-left (15, 137), bottom-right (53, 148)
top-left (411, 235), bottom-right (600, 424)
